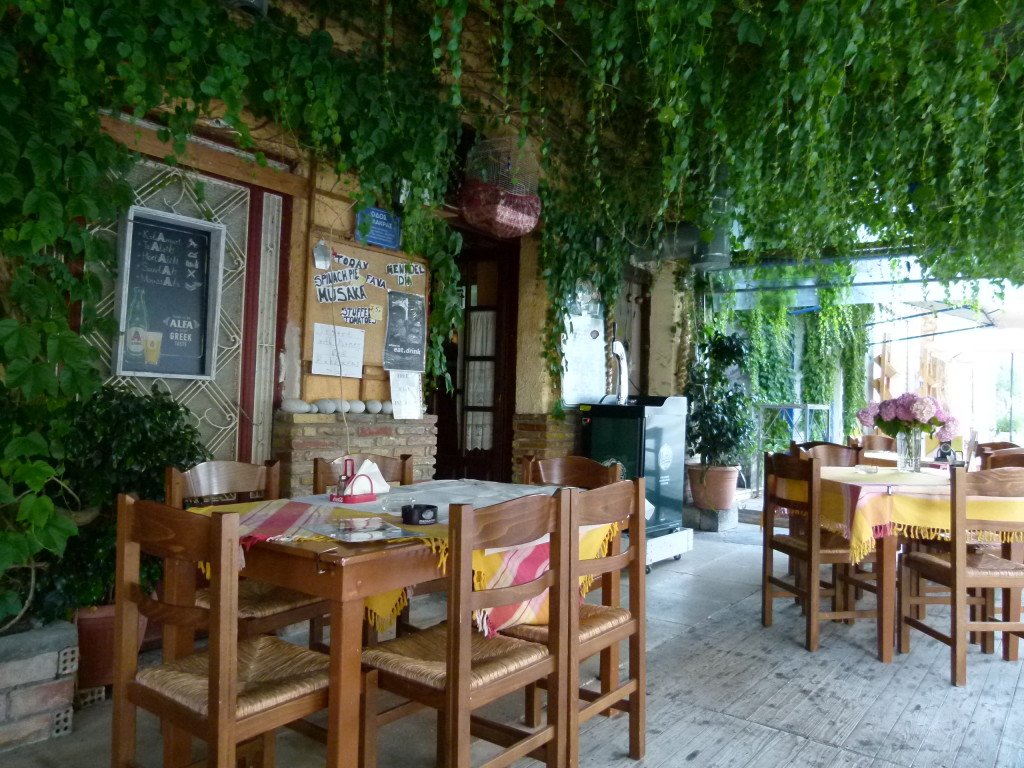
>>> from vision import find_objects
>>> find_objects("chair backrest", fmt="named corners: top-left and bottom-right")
top-left (113, 494), bottom-right (239, 727)
top-left (571, 478), bottom-right (645, 617)
top-left (313, 453), bottom-right (414, 494)
top-left (447, 490), bottom-right (570, 693)
top-left (795, 442), bottom-right (861, 467)
top-left (980, 445), bottom-right (1024, 470)
top-left (950, 467), bottom-right (1024, 566)
top-left (165, 460), bottom-right (280, 508)
top-left (522, 455), bottom-right (622, 489)
top-left (860, 434), bottom-right (896, 452)
top-left (764, 452), bottom-right (821, 546)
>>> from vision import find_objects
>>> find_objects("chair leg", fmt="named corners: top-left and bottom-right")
top-left (599, 645), bottom-right (620, 717)
top-left (524, 683), bottom-right (543, 728)
top-left (761, 534), bottom-right (774, 628)
top-left (110, 688), bottom-right (136, 767)
top-left (1005, 585), bottom-right (1022, 662)
top-left (952, 582), bottom-right (968, 686)
top-left (628, 632), bottom-right (645, 761)
top-left (258, 731), bottom-right (276, 768)
top-left (982, 589), bottom-right (996, 655)
top-left (360, 670), bottom-right (378, 768)
top-left (806, 560), bottom-right (820, 652)
top-left (898, 561), bottom-right (912, 654)
top-left (309, 615), bottom-right (326, 650)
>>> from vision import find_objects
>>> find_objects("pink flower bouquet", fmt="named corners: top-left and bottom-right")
top-left (857, 394), bottom-right (958, 441)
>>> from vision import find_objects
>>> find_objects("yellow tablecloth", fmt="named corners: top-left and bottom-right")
top-left (819, 467), bottom-right (1024, 562)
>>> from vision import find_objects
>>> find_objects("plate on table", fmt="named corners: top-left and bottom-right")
top-left (304, 519), bottom-right (408, 543)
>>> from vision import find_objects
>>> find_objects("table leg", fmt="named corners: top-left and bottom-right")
top-left (326, 598), bottom-right (366, 768)
top-left (877, 534), bottom-right (897, 663)
top-left (1004, 542), bottom-right (1022, 662)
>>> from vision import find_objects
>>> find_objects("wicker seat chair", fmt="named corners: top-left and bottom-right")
top-left (166, 460), bottom-right (328, 648)
top-left (111, 495), bottom-right (330, 768)
top-left (360, 490), bottom-right (571, 768)
top-left (313, 453), bottom-right (414, 493)
top-left (522, 454), bottom-right (622, 489)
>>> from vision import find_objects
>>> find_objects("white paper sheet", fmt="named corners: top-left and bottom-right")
top-left (311, 323), bottom-right (364, 377)
top-left (389, 370), bottom-right (422, 419)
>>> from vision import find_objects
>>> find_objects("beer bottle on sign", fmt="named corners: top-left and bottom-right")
top-left (125, 288), bottom-right (147, 360)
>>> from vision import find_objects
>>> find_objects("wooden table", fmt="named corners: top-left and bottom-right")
top-left (819, 466), bottom-right (950, 663)
top-left (219, 479), bottom-right (560, 768)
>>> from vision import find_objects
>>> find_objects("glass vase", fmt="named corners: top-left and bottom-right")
top-left (896, 427), bottom-right (923, 472)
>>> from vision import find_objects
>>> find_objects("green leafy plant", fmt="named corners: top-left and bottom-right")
top-left (34, 385), bottom-right (210, 622)
top-left (684, 329), bottom-right (755, 467)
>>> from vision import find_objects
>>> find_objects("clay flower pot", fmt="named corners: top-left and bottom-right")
top-left (686, 464), bottom-right (740, 512)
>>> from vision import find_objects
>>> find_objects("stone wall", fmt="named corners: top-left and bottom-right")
top-left (0, 622), bottom-right (77, 753)
top-left (510, 411), bottom-right (582, 482)
top-left (272, 411), bottom-right (438, 496)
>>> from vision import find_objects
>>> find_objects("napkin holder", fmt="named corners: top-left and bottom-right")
top-left (330, 472), bottom-right (378, 504)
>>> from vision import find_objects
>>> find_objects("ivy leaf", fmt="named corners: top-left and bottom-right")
top-left (66, 151), bottom-right (99, 183)
top-left (13, 461), bottom-right (57, 493)
top-left (0, 126), bottom-right (18, 170)
top-left (5, 358), bottom-right (60, 399)
top-left (1, 320), bottom-right (41, 359)
top-left (34, 512), bottom-right (77, 555)
top-left (24, 136), bottom-right (62, 182)
top-left (3, 432), bottom-right (49, 461)
top-left (18, 492), bottom-right (55, 526)
top-left (0, 172), bottom-right (21, 204)
top-left (0, 534), bottom-right (32, 576)
top-left (22, 187), bottom-right (64, 227)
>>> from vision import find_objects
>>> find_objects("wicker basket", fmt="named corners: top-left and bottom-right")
top-left (460, 138), bottom-right (542, 239)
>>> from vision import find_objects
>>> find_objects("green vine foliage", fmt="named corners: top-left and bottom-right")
top-left (841, 304), bottom-right (872, 437)
top-left (3, 0), bottom-right (1024, 621)
top-left (738, 292), bottom-right (795, 452)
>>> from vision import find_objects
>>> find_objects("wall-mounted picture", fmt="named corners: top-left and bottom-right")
top-left (112, 206), bottom-right (226, 379)
top-left (383, 290), bottom-right (426, 372)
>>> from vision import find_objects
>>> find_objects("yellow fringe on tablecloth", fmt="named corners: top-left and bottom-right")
top-left (364, 588), bottom-right (410, 632)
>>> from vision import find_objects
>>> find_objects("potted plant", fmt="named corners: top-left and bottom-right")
top-left (683, 329), bottom-right (756, 512)
top-left (35, 384), bottom-right (209, 688)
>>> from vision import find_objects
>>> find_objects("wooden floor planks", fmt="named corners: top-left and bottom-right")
top-left (7, 524), bottom-right (1024, 768)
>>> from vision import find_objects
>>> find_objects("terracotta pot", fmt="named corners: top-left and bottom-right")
top-left (74, 605), bottom-right (147, 689)
top-left (686, 464), bottom-right (740, 512)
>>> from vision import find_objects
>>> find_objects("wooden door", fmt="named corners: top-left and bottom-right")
top-left (432, 231), bottom-right (519, 481)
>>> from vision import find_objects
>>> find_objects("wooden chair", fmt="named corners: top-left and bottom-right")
top-left (975, 442), bottom-right (1020, 469)
top-left (111, 494), bottom-right (330, 768)
top-left (898, 466), bottom-right (1024, 685)
top-left (761, 452), bottom-right (879, 651)
top-left (504, 478), bottom-right (646, 764)
top-left (313, 453), bottom-right (414, 494)
top-left (859, 434), bottom-right (896, 452)
top-left (165, 461), bottom-right (329, 647)
top-left (791, 441), bottom-right (862, 467)
top-left (360, 490), bottom-right (571, 768)
top-left (982, 447), bottom-right (1024, 470)
top-left (522, 455), bottom-right (622, 489)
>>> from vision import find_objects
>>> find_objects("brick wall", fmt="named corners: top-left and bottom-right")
top-left (0, 622), bottom-right (76, 752)
top-left (510, 410), bottom-right (582, 481)
top-left (272, 411), bottom-right (438, 496)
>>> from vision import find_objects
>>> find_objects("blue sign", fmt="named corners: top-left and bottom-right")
top-left (355, 207), bottom-right (402, 250)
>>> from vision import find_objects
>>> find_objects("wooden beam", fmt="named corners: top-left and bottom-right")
top-left (101, 115), bottom-right (308, 199)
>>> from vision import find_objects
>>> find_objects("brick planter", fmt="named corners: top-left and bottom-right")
top-left (272, 411), bottom-right (438, 496)
top-left (0, 622), bottom-right (77, 752)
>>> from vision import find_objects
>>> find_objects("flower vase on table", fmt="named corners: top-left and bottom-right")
top-left (896, 427), bottom-right (923, 472)
top-left (858, 393), bottom-right (958, 473)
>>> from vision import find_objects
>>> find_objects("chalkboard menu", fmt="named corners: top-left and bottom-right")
top-left (113, 206), bottom-right (225, 379)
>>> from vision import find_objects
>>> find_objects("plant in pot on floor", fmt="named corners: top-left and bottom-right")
top-left (683, 329), bottom-right (756, 513)
top-left (36, 384), bottom-right (209, 689)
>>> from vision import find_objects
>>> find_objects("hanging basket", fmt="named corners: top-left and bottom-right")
top-left (460, 137), bottom-right (542, 239)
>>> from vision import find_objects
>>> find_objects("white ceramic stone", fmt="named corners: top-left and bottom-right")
top-left (348, 399), bottom-right (366, 414)
top-left (280, 398), bottom-right (309, 413)
top-left (365, 399), bottom-right (383, 414)
top-left (333, 398), bottom-right (346, 412)
top-left (341, 400), bottom-right (351, 413)
top-left (307, 403), bottom-right (319, 413)
top-left (314, 399), bottom-right (336, 414)
top-left (381, 400), bottom-right (393, 414)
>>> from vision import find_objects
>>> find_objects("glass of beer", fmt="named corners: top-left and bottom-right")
top-left (143, 331), bottom-right (162, 365)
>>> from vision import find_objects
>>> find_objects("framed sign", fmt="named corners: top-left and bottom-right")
top-left (112, 206), bottom-right (225, 379)
top-left (355, 207), bottom-right (402, 250)
top-left (383, 290), bottom-right (426, 372)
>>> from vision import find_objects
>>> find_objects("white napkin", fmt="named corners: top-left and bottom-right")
top-left (343, 459), bottom-right (391, 495)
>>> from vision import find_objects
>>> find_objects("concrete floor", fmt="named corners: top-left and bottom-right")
top-left (6, 523), bottom-right (1024, 767)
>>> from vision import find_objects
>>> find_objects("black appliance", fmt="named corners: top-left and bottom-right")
top-left (579, 395), bottom-right (687, 539)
